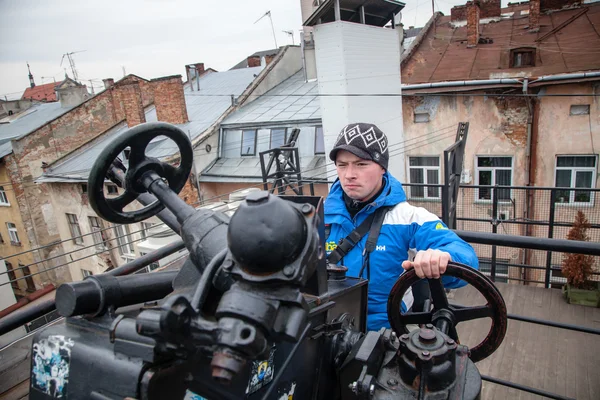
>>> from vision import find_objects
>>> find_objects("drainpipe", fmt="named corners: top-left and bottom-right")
top-left (522, 78), bottom-right (534, 285)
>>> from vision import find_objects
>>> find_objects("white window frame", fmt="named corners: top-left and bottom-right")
top-left (269, 128), bottom-right (287, 149)
top-left (66, 213), bottom-right (84, 245)
top-left (0, 186), bottom-right (9, 206)
top-left (7, 222), bottom-right (20, 245)
top-left (554, 155), bottom-right (597, 205)
top-left (475, 156), bottom-right (513, 202)
top-left (114, 224), bottom-right (135, 258)
top-left (314, 126), bottom-right (325, 154)
top-left (407, 156), bottom-right (441, 200)
top-left (241, 129), bottom-right (257, 156)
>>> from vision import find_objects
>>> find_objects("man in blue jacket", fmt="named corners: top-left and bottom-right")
top-left (324, 123), bottom-right (479, 332)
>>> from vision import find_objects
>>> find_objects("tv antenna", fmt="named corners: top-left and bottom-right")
top-left (283, 30), bottom-right (295, 45)
top-left (60, 50), bottom-right (86, 83)
top-left (254, 10), bottom-right (278, 49)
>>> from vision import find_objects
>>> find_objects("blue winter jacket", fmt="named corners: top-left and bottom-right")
top-left (324, 172), bottom-right (479, 332)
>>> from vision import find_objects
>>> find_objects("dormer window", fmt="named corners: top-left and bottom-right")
top-left (510, 48), bottom-right (535, 68)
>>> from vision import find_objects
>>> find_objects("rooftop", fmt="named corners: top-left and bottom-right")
top-left (0, 102), bottom-right (74, 158)
top-left (402, 2), bottom-right (600, 84)
top-left (221, 70), bottom-right (320, 127)
top-left (21, 81), bottom-right (62, 102)
top-left (39, 67), bottom-right (262, 183)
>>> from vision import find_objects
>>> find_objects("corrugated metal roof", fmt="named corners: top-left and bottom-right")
top-left (0, 102), bottom-right (74, 157)
top-left (39, 67), bottom-right (261, 182)
top-left (221, 70), bottom-right (320, 126)
top-left (199, 155), bottom-right (328, 183)
top-left (402, 3), bottom-right (600, 84)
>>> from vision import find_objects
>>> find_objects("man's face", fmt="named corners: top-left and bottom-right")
top-left (335, 150), bottom-right (385, 201)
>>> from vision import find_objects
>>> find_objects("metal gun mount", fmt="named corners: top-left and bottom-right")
top-left (29, 122), bottom-right (507, 400)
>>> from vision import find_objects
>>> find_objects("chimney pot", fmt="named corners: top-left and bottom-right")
top-left (103, 78), bottom-right (115, 89)
top-left (247, 56), bottom-right (261, 68)
top-left (467, 1), bottom-right (481, 48)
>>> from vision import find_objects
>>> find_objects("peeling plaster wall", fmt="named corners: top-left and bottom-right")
top-left (402, 93), bottom-right (529, 269)
top-left (48, 182), bottom-right (141, 281)
top-left (0, 161), bottom-right (37, 295)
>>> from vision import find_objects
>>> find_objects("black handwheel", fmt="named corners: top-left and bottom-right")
top-left (88, 122), bottom-right (193, 224)
top-left (387, 261), bottom-right (507, 363)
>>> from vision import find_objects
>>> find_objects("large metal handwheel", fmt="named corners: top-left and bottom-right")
top-left (88, 122), bottom-right (193, 224)
top-left (387, 262), bottom-right (507, 363)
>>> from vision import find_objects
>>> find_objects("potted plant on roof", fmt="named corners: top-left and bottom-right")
top-left (561, 211), bottom-right (600, 307)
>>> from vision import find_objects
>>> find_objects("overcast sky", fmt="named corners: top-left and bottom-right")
top-left (0, 0), bottom-right (497, 100)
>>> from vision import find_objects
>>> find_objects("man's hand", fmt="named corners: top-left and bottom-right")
top-left (401, 249), bottom-right (452, 279)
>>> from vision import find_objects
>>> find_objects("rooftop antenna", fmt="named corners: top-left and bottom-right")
top-left (27, 62), bottom-right (35, 88)
top-left (254, 10), bottom-right (278, 49)
top-left (283, 30), bottom-right (295, 45)
top-left (60, 50), bottom-right (86, 83)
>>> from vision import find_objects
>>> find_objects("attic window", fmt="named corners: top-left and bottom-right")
top-left (570, 105), bottom-right (590, 116)
top-left (510, 48), bottom-right (535, 68)
top-left (414, 112), bottom-right (430, 123)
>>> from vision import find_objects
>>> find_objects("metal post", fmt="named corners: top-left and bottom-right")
top-left (545, 189), bottom-right (557, 287)
top-left (334, 0), bottom-right (341, 21)
top-left (188, 130), bottom-right (202, 203)
top-left (491, 185), bottom-right (499, 282)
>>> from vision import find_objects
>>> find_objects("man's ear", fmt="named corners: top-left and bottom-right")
top-left (380, 167), bottom-right (385, 176)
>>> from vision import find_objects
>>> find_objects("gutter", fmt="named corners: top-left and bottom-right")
top-left (529, 71), bottom-right (600, 84)
top-left (402, 78), bottom-right (522, 91)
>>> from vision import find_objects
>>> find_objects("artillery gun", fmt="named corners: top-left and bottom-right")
top-left (28, 122), bottom-right (507, 400)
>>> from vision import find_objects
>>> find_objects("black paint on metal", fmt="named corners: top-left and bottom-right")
top-left (481, 374), bottom-right (576, 400)
top-left (442, 122), bottom-right (469, 230)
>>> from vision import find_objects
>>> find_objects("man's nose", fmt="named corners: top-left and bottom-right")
top-left (345, 164), bottom-right (357, 178)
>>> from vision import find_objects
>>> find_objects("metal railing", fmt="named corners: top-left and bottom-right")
top-left (404, 183), bottom-right (600, 287)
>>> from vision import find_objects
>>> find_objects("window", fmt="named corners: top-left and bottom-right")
top-left (414, 112), bottom-right (430, 123)
top-left (5, 261), bottom-right (18, 289)
top-left (81, 269), bottom-right (93, 278)
top-left (510, 48), bottom-right (535, 67)
top-left (7, 222), bottom-right (20, 246)
top-left (476, 156), bottom-right (512, 201)
top-left (81, 184), bottom-right (87, 194)
top-left (314, 126), bottom-right (325, 154)
top-left (0, 186), bottom-right (9, 205)
top-left (140, 222), bottom-right (156, 240)
top-left (408, 157), bottom-right (440, 199)
top-left (479, 258), bottom-right (509, 283)
top-left (135, 252), bottom-right (160, 274)
top-left (89, 216), bottom-right (108, 250)
top-left (66, 214), bottom-right (84, 244)
top-left (270, 128), bottom-right (287, 149)
top-left (114, 224), bottom-right (135, 257)
top-left (555, 155), bottom-right (597, 204)
top-left (107, 184), bottom-right (118, 195)
top-left (241, 130), bottom-right (257, 156)
top-left (570, 105), bottom-right (590, 116)
top-left (21, 264), bottom-right (35, 292)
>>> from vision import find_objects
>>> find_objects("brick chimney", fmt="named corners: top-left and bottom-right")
top-left (119, 82), bottom-right (146, 127)
top-left (151, 75), bottom-right (188, 125)
top-left (451, 5), bottom-right (467, 21)
top-left (529, 0), bottom-right (541, 32)
top-left (247, 56), bottom-right (261, 68)
top-left (103, 78), bottom-right (115, 89)
top-left (467, 1), bottom-right (480, 48)
top-left (479, 0), bottom-right (500, 18)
